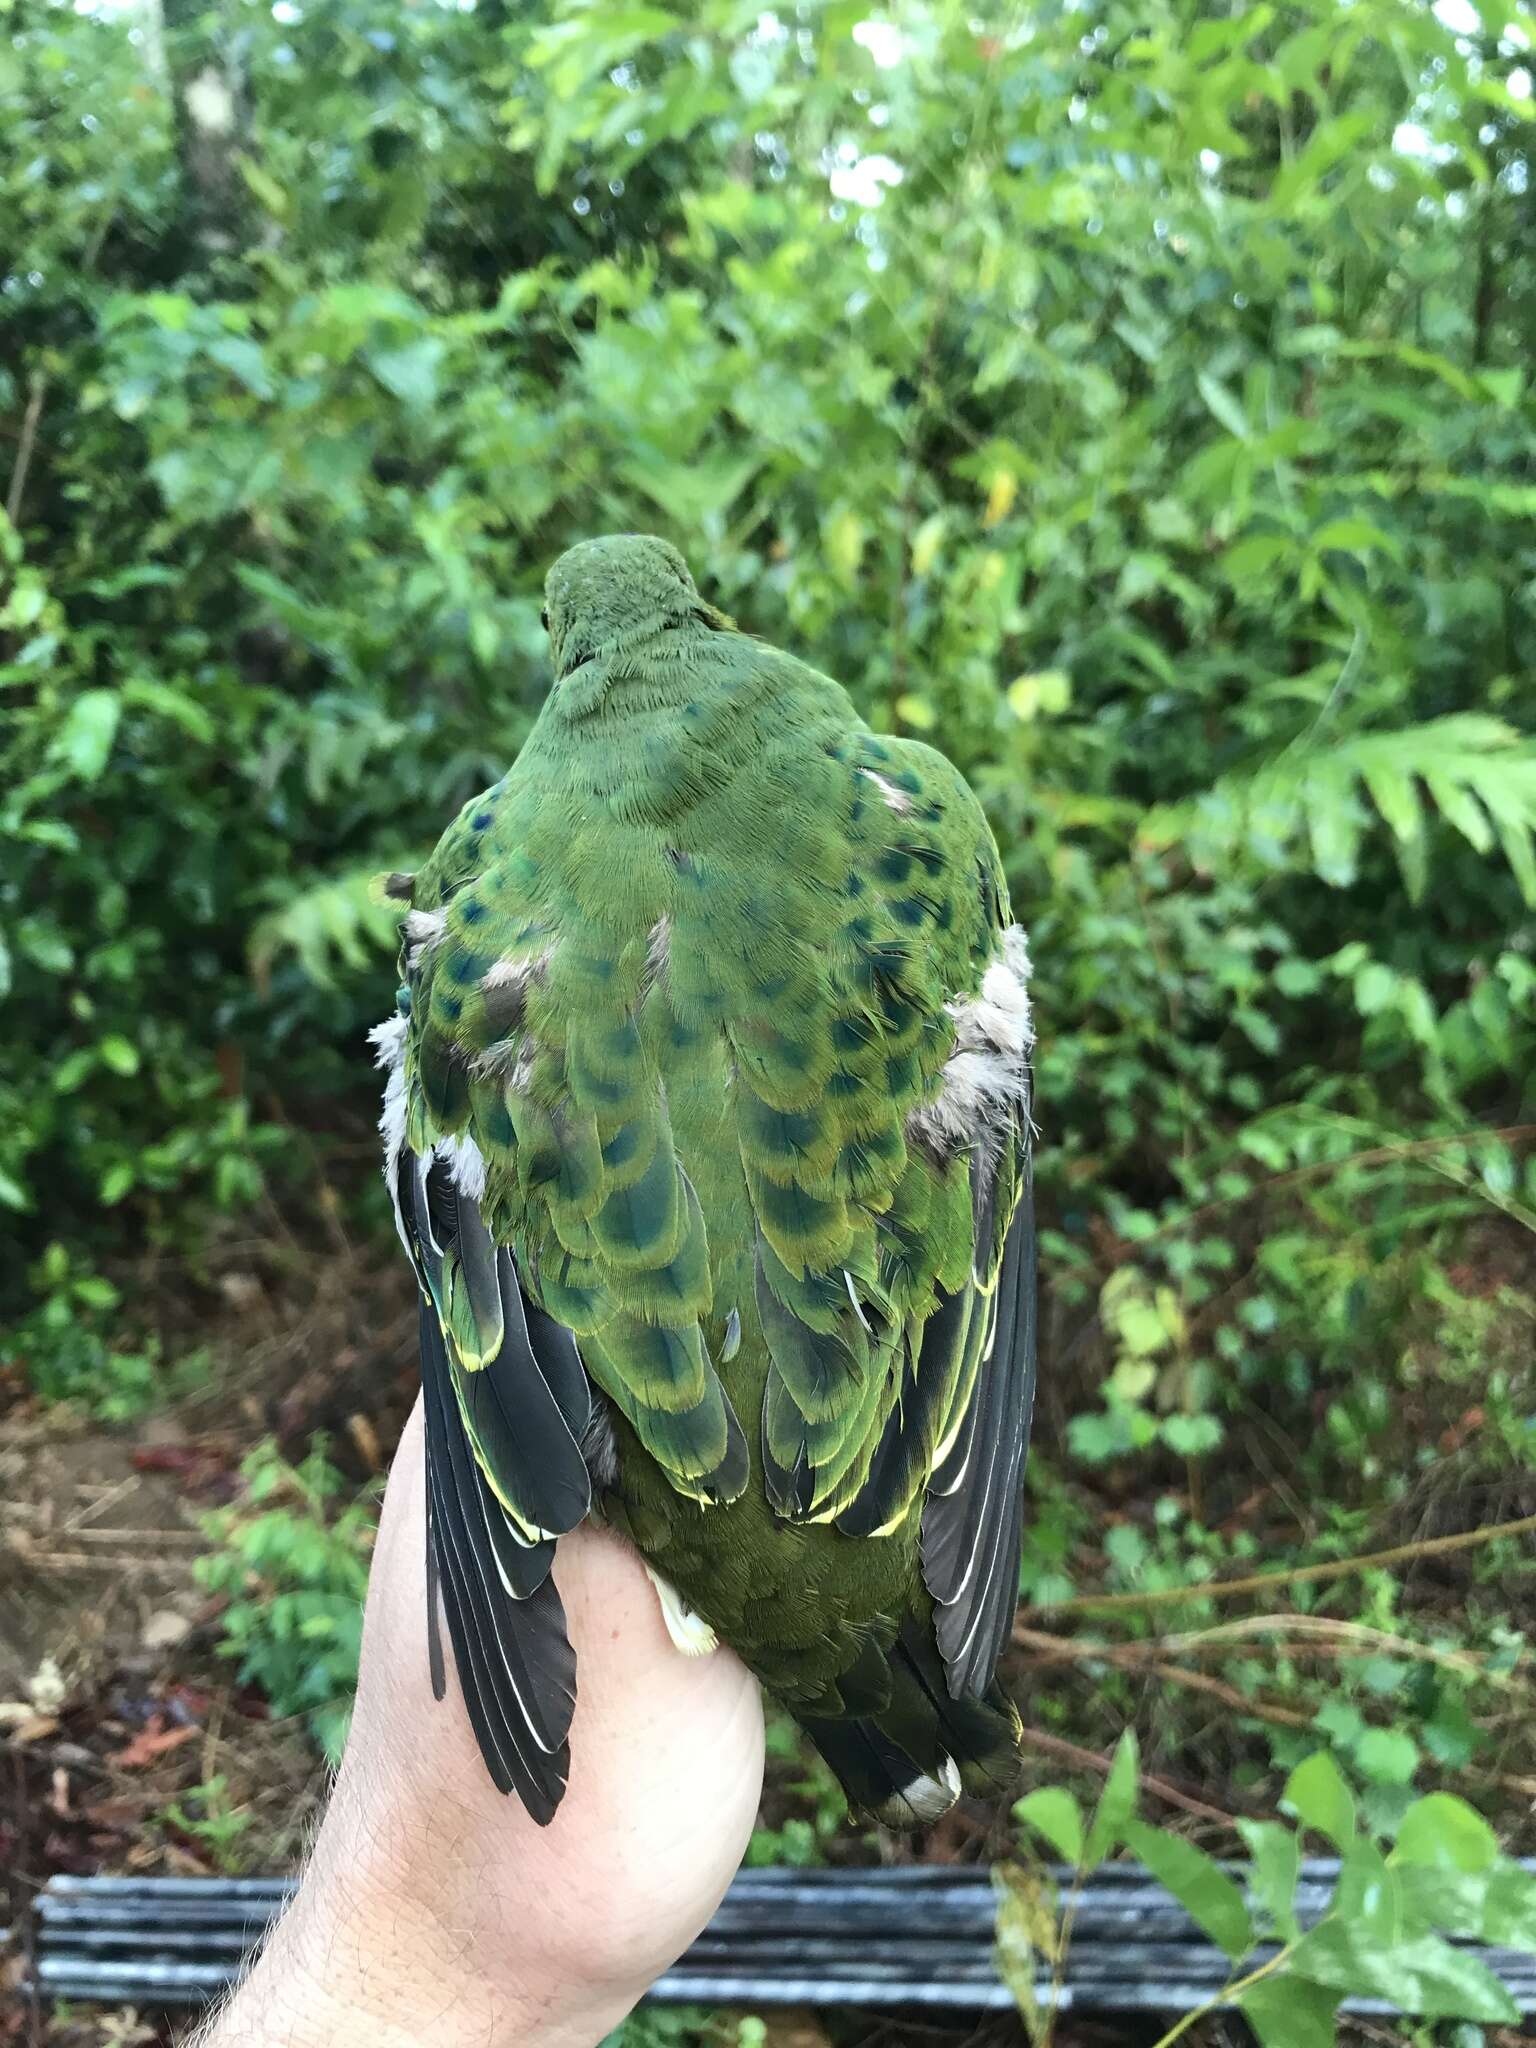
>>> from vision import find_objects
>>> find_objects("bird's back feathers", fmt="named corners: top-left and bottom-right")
top-left (378, 536), bottom-right (1037, 1826)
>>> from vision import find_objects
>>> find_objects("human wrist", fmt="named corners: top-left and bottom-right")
top-left (198, 1763), bottom-right (628, 2048)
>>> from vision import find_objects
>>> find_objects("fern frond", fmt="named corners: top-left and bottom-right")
top-left (249, 866), bottom-right (409, 991)
top-left (1146, 717), bottom-right (1536, 901)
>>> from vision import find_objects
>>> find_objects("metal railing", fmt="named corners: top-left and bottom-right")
top-left (33, 1862), bottom-right (1536, 2016)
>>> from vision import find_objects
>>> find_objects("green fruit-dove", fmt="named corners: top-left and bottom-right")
top-left (373, 535), bottom-right (1036, 1828)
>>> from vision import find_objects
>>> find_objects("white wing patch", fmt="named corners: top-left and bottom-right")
top-left (860, 767), bottom-right (915, 816)
top-left (877, 1755), bottom-right (962, 1828)
top-left (907, 923), bottom-right (1033, 1157)
top-left (404, 907), bottom-right (447, 972)
top-left (371, 1014), bottom-right (410, 1233)
top-left (438, 1130), bottom-right (489, 1205)
top-left (371, 1010), bottom-right (489, 1218)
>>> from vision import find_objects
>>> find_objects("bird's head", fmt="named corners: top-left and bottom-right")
top-left (542, 534), bottom-right (730, 678)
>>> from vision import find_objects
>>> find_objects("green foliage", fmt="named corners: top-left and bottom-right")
top-left (161, 1775), bottom-right (255, 1876)
top-left (598, 2012), bottom-right (746, 2048)
top-left (4, 0), bottom-right (1533, 1915)
top-left (1001, 1733), bottom-right (1536, 2046)
top-left (4, 0), bottom-right (1532, 1263)
top-left (248, 870), bottom-right (406, 994)
top-left (195, 1442), bottom-right (374, 1761)
top-left (13, 1239), bottom-right (205, 1420)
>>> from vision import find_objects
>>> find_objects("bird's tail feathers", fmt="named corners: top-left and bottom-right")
top-left (801, 1619), bottom-right (1022, 1829)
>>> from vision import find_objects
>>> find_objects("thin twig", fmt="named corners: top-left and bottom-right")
top-left (1016, 1642), bottom-right (1536, 1801)
top-left (1145, 1941), bottom-right (1294, 2048)
top-left (7, 1547), bottom-right (198, 1571)
top-left (1138, 1660), bottom-right (1311, 1730)
top-left (5, 371), bottom-right (46, 528)
top-left (1157, 1613), bottom-right (1501, 1681)
top-left (1013, 1628), bottom-right (1313, 1731)
top-left (1028, 1509), bottom-right (1536, 1618)
top-left (1015, 1725), bottom-right (1245, 1831)
top-left (57, 1476), bottom-right (141, 1536)
top-left (1013, 1621), bottom-right (1503, 1688)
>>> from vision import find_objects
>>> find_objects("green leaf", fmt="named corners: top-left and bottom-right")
top-left (1394, 1795), bottom-right (1499, 1874)
top-left (97, 1034), bottom-right (140, 1076)
top-left (1123, 1818), bottom-right (1253, 1961)
top-left (205, 335), bottom-right (272, 397)
top-left (1311, 516), bottom-right (1398, 560)
top-left (1013, 1786), bottom-right (1084, 1865)
top-left (1355, 1728), bottom-right (1418, 1786)
top-left (824, 507), bottom-right (866, 587)
top-left (1291, 1922), bottom-right (1519, 2023)
top-left (1284, 1753), bottom-right (1356, 1851)
top-left (122, 676), bottom-right (218, 743)
top-left (1008, 671), bottom-right (1072, 720)
top-left (1084, 1729), bottom-right (1139, 1865)
top-left (1482, 1862), bottom-right (1536, 1947)
top-left (248, 869), bottom-right (405, 989)
top-left (1162, 1412), bottom-right (1223, 1455)
top-left (895, 692), bottom-right (938, 732)
top-left (1143, 717), bottom-right (1536, 899)
top-left (366, 338), bottom-right (445, 409)
top-left (49, 689), bottom-right (122, 782)
top-left (1238, 1819), bottom-right (1302, 1940)
top-left (1197, 371), bottom-right (1249, 440)
top-left (238, 153), bottom-right (290, 221)
top-left (1274, 956), bottom-right (1321, 997)
top-left (1240, 1975), bottom-right (1339, 2048)
top-left (54, 1048), bottom-right (98, 1095)
top-left (1394, 1864), bottom-right (1496, 1942)
top-left (1331, 1838), bottom-right (1400, 1940)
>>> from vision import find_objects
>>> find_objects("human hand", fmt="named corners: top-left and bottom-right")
top-left (201, 1396), bottom-right (766, 2048)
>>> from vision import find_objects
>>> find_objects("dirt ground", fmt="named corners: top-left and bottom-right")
top-left (0, 1234), bottom-right (418, 2047)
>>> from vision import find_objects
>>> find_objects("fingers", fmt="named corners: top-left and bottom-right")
top-left (330, 1394), bottom-right (765, 2001)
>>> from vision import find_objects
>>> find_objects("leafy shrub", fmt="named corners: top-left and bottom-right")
top-left (1002, 1734), bottom-right (1536, 2046)
top-left (4, 0), bottom-right (1533, 1873)
top-left (11, 1240), bottom-right (207, 1420)
top-left (196, 1442), bottom-right (374, 1761)
top-left (161, 1774), bottom-right (256, 1876)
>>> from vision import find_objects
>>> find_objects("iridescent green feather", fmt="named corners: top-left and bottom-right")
top-left (388, 535), bottom-right (1032, 1826)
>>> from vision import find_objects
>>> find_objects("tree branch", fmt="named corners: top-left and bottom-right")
top-left (1026, 1509), bottom-right (1536, 1619)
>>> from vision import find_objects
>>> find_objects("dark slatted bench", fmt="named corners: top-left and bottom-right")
top-left (31, 1863), bottom-right (1536, 2016)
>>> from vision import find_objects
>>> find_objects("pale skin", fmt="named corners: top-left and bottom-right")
top-left (198, 1398), bottom-right (767, 2048)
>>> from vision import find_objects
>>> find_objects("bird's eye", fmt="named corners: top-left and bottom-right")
top-left (540, 608), bottom-right (550, 634)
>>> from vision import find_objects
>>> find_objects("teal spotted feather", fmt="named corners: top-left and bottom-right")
top-left (377, 535), bottom-right (1036, 1826)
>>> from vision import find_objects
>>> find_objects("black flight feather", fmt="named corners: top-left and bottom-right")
top-left (420, 1296), bottom-right (575, 1820)
top-left (922, 1139), bottom-right (1037, 1699)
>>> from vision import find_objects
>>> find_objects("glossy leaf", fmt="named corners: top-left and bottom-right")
top-left (1014, 1787), bottom-right (1085, 1866)
top-left (1084, 1729), bottom-right (1139, 1866)
top-left (1240, 1975), bottom-right (1340, 2048)
top-left (1284, 1753), bottom-right (1356, 1852)
top-left (1238, 1819), bottom-right (1302, 1941)
top-left (1394, 1794), bottom-right (1499, 1874)
top-left (1122, 1818), bottom-right (1253, 1962)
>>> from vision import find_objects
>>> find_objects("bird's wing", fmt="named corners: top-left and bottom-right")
top-left (919, 1122), bottom-right (1036, 1698)
top-left (723, 726), bottom-right (1036, 1701)
top-left (393, 775), bottom-right (750, 1515)
top-left (381, 925), bottom-right (590, 1817)
top-left (375, 771), bottom-right (751, 1809)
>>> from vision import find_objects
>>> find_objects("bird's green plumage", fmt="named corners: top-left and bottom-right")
top-left (381, 535), bottom-right (1036, 1823)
